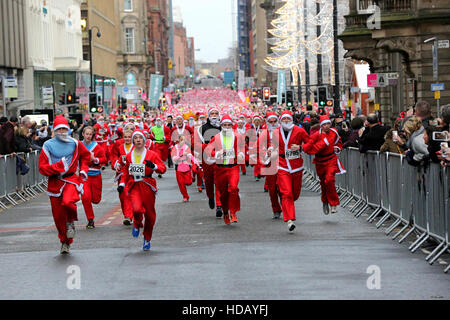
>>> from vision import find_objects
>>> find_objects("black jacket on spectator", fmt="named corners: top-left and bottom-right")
top-left (15, 135), bottom-right (32, 153)
top-left (358, 124), bottom-right (390, 153)
top-left (0, 122), bottom-right (16, 155)
top-left (343, 130), bottom-right (359, 149)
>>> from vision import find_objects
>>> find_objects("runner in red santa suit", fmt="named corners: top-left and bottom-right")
top-left (268, 110), bottom-right (311, 232)
top-left (171, 135), bottom-right (199, 202)
top-left (39, 115), bottom-right (92, 254)
top-left (80, 126), bottom-right (107, 229)
top-left (110, 128), bottom-right (135, 225)
top-left (248, 114), bottom-right (265, 181)
top-left (118, 129), bottom-right (166, 251)
top-left (235, 116), bottom-right (248, 176)
top-left (194, 107), bottom-right (223, 217)
top-left (258, 112), bottom-right (282, 219)
top-left (93, 116), bottom-right (111, 163)
top-left (302, 115), bottom-right (346, 214)
top-left (205, 115), bottom-right (245, 225)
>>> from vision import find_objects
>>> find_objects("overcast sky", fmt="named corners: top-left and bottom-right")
top-left (172, 0), bottom-right (235, 63)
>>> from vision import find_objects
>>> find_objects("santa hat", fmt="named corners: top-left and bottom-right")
top-left (176, 115), bottom-right (183, 120)
top-left (266, 111), bottom-right (278, 122)
top-left (53, 115), bottom-right (70, 131)
top-left (280, 110), bottom-right (293, 121)
top-left (220, 114), bottom-right (233, 125)
top-left (132, 129), bottom-right (147, 142)
top-left (320, 115), bottom-right (331, 126)
top-left (253, 114), bottom-right (262, 122)
top-left (208, 107), bottom-right (219, 115)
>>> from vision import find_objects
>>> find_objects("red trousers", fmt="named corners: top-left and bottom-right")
top-left (154, 142), bottom-right (169, 162)
top-left (129, 182), bottom-right (157, 241)
top-left (202, 162), bottom-right (221, 207)
top-left (119, 185), bottom-right (133, 220)
top-left (254, 163), bottom-right (262, 178)
top-left (176, 170), bottom-right (193, 199)
top-left (98, 142), bottom-right (109, 163)
top-left (239, 163), bottom-right (246, 174)
top-left (81, 174), bottom-right (102, 220)
top-left (277, 170), bottom-right (303, 222)
top-left (214, 165), bottom-right (240, 215)
top-left (316, 163), bottom-right (340, 206)
top-left (266, 174), bottom-right (282, 213)
top-left (49, 183), bottom-right (80, 244)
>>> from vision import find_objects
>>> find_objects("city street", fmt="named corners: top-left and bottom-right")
top-left (0, 167), bottom-right (448, 300)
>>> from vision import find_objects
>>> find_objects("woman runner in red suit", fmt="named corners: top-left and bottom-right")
top-left (118, 129), bottom-right (166, 251)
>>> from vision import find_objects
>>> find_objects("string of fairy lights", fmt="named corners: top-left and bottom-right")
top-left (264, 0), bottom-right (337, 86)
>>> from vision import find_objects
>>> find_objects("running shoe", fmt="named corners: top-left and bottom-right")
top-left (216, 206), bottom-right (223, 218)
top-left (123, 218), bottom-right (132, 226)
top-left (198, 187), bottom-right (203, 193)
top-left (66, 222), bottom-right (76, 239)
top-left (209, 198), bottom-right (215, 209)
top-left (287, 220), bottom-right (296, 232)
top-left (273, 212), bottom-right (281, 219)
top-left (331, 206), bottom-right (337, 214)
top-left (201, 183), bottom-right (205, 190)
top-left (60, 243), bottom-right (70, 255)
top-left (86, 219), bottom-right (95, 229)
top-left (183, 198), bottom-right (189, 203)
top-left (132, 227), bottom-right (140, 238)
top-left (230, 213), bottom-right (238, 223)
top-left (143, 239), bottom-right (151, 251)
top-left (323, 202), bottom-right (330, 215)
top-left (223, 214), bottom-right (231, 225)
top-left (242, 172), bottom-right (246, 176)
top-left (158, 174), bottom-right (162, 179)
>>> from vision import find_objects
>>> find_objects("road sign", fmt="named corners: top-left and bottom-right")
top-left (386, 73), bottom-right (399, 79)
top-left (123, 86), bottom-right (129, 93)
top-left (374, 104), bottom-right (380, 111)
top-left (438, 40), bottom-right (449, 49)
top-left (377, 74), bottom-right (387, 87)
top-left (367, 74), bottom-right (378, 87)
top-left (434, 91), bottom-right (440, 100)
top-left (431, 83), bottom-right (445, 91)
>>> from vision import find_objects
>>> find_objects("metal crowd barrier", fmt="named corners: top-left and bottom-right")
top-left (0, 150), bottom-right (47, 210)
top-left (303, 147), bottom-right (450, 273)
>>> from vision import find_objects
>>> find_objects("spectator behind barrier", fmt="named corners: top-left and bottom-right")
top-left (343, 117), bottom-right (364, 149)
top-left (14, 125), bottom-right (33, 153)
top-left (403, 116), bottom-right (429, 166)
top-left (0, 116), bottom-right (18, 155)
top-left (380, 118), bottom-right (405, 154)
top-left (357, 113), bottom-right (390, 153)
top-left (415, 100), bottom-right (435, 129)
top-left (333, 114), bottom-right (350, 144)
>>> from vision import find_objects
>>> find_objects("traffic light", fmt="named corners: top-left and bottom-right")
top-left (252, 88), bottom-right (257, 98)
top-left (257, 88), bottom-right (263, 99)
top-left (66, 92), bottom-right (73, 104)
top-left (286, 90), bottom-right (293, 107)
top-left (326, 99), bottom-right (334, 108)
top-left (119, 96), bottom-right (127, 113)
top-left (59, 93), bottom-right (66, 105)
top-left (73, 94), bottom-right (80, 104)
top-left (317, 86), bottom-right (328, 107)
top-left (263, 88), bottom-right (270, 101)
top-left (89, 92), bottom-right (98, 113)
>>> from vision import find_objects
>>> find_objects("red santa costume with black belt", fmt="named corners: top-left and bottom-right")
top-left (38, 116), bottom-right (91, 252)
top-left (302, 115), bottom-right (346, 213)
top-left (119, 130), bottom-right (167, 245)
top-left (171, 141), bottom-right (199, 201)
top-left (81, 139), bottom-right (107, 223)
top-left (270, 111), bottom-right (311, 231)
top-left (205, 115), bottom-right (245, 225)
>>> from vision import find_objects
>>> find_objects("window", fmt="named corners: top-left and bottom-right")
top-left (124, 0), bottom-right (133, 11)
top-left (125, 28), bottom-right (135, 53)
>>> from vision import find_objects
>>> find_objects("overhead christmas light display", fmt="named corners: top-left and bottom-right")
top-left (264, 0), bottom-right (336, 86)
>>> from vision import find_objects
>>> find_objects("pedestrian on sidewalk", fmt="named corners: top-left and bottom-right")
top-left (80, 126), bottom-right (107, 229)
top-left (118, 129), bottom-right (166, 251)
top-left (38, 115), bottom-right (92, 254)
top-left (171, 135), bottom-right (199, 202)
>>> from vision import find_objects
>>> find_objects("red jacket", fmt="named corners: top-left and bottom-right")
top-left (94, 123), bottom-right (111, 143)
top-left (83, 141), bottom-right (107, 175)
top-left (271, 126), bottom-right (311, 173)
top-left (170, 124), bottom-right (194, 148)
top-left (119, 148), bottom-right (167, 194)
top-left (110, 139), bottom-right (134, 171)
top-left (303, 128), bottom-right (343, 166)
top-left (39, 138), bottom-right (91, 197)
top-left (204, 131), bottom-right (245, 166)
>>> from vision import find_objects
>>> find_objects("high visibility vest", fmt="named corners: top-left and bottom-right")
top-left (152, 126), bottom-right (164, 143)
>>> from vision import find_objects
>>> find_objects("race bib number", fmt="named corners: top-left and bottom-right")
top-left (129, 164), bottom-right (145, 181)
top-left (223, 149), bottom-right (235, 160)
top-left (286, 149), bottom-right (301, 160)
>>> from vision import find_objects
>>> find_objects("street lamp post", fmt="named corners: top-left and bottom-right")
top-left (424, 37), bottom-right (440, 118)
top-left (89, 27), bottom-right (101, 93)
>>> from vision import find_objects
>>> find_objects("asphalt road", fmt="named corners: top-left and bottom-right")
top-left (0, 166), bottom-right (448, 300)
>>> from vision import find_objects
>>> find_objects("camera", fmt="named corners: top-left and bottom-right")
top-left (433, 131), bottom-right (448, 142)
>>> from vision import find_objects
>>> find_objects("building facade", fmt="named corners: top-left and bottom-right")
top-left (0, 0), bottom-right (28, 117)
top-left (117, 0), bottom-right (151, 104)
top-left (339, 0), bottom-right (450, 123)
top-left (238, 0), bottom-right (251, 77)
